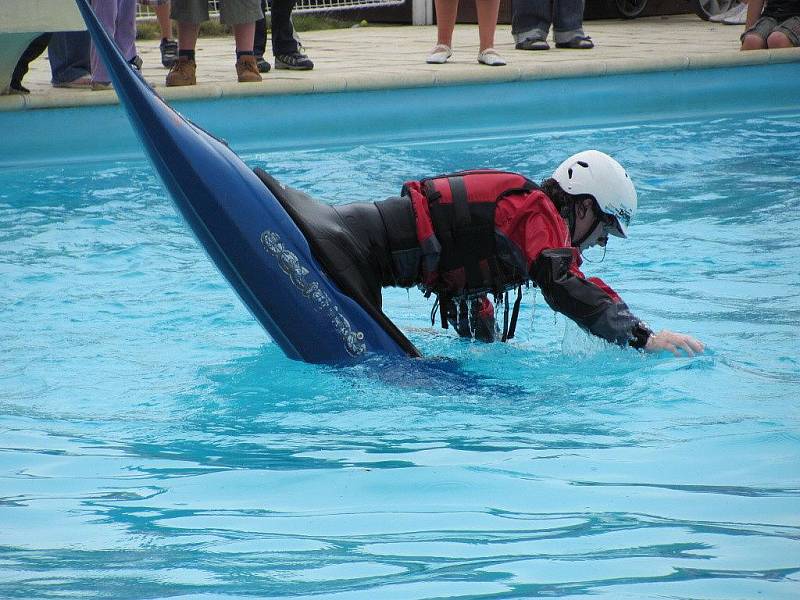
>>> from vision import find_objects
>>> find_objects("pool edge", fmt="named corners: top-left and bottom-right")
top-left (2, 47), bottom-right (799, 113)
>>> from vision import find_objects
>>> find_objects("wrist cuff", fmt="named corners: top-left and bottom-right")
top-left (629, 321), bottom-right (653, 350)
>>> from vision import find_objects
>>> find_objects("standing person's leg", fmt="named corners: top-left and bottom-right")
top-left (475, 0), bottom-right (506, 65)
top-left (166, 0), bottom-right (206, 86)
top-left (177, 21), bottom-right (201, 50)
top-left (512, 0), bottom-right (552, 50)
top-left (220, 0), bottom-right (264, 83)
top-left (90, 0), bottom-right (120, 86)
top-left (155, 1), bottom-right (173, 39)
top-left (115, 0), bottom-right (139, 64)
top-left (9, 34), bottom-right (51, 94)
top-left (253, 0), bottom-right (271, 72)
top-left (427, 0), bottom-right (459, 63)
top-left (233, 22), bottom-right (257, 52)
top-left (155, 1), bottom-right (178, 67)
top-left (552, 0), bottom-right (593, 48)
top-left (48, 31), bottom-right (91, 87)
top-left (271, 0), bottom-right (313, 69)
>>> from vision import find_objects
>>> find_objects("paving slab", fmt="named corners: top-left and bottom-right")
top-left (2, 15), bottom-right (799, 111)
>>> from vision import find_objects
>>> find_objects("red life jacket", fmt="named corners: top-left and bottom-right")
top-left (401, 170), bottom-right (539, 299)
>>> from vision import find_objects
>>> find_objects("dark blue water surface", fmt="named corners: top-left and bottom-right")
top-left (1, 112), bottom-right (799, 599)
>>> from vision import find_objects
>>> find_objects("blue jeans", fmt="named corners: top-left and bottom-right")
top-left (47, 31), bottom-right (91, 84)
top-left (511, 0), bottom-right (586, 44)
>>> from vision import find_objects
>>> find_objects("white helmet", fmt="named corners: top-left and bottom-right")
top-left (552, 150), bottom-right (637, 238)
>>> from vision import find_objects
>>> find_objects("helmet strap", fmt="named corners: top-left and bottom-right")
top-left (580, 243), bottom-right (607, 264)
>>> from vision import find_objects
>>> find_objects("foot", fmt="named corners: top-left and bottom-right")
top-left (477, 48), bottom-right (507, 66)
top-left (8, 82), bottom-right (30, 94)
top-left (166, 56), bottom-right (197, 87)
top-left (426, 44), bottom-right (452, 64)
top-left (160, 38), bottom-right (178, 68)
top-left (274, 52), bottom-right (314, 70)
top-left (91, 81), bottom-right (112, 91)
top-left (53, 74), bottom-right (92, 89)
top-left (255, 55), bottom-right (272, 73)
top-left (555, 36), bottom-right (594, 49)
top-left (236, 55), bottom-right (263, 83)
top-left (515, 37), bottom-right (550, 51)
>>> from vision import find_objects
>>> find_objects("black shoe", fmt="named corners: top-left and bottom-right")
top-left (160, 38), bottom-right (178, 68)
top-left (9, 81), bottom-right (30, 94)
top-left (274, 52), bottom-right (314, 70)
top-left (256, 56), bottom-right (271, 73)
top-left (515, 37), bottom-right (549, 51)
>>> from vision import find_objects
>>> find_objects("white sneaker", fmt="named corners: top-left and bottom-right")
top-left (426, 44), bottom-right (452, 64)
top-left (721, 3), bottom-right (748, 24)
top-left (477, 48), bottom-right (507, 66)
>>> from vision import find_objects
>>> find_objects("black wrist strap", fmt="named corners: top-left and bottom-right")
top-left (629, 321), bottom-right (653, 350)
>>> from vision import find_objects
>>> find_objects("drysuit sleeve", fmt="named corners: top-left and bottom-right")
top-left (529, 248), bottom-right (651, 348)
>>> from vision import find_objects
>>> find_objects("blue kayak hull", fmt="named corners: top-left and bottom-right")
top-left (74, 0), bottom-right (418, 363)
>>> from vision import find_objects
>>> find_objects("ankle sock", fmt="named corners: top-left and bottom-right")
top-left (236, 50), bottom-right (255, 60)
top-left (179, 49), bottom-right (195, 61)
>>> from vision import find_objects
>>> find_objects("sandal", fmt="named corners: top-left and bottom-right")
top-left (555, 35), bottom-right (594, 49)
top-left (477, 48), bottom-right (507, 66)
top-left (515, 37), bottom-right (550, 51)
top-left (426, 44), bottom-right (452, 64)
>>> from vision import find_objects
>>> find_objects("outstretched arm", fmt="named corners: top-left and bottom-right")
top-left (530, 248), bottom-right (704, 355)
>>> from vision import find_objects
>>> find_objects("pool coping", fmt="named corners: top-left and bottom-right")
top-left (2, 23), bottom-right (799, 113)
top-left (0, 15), bottom-right (800, 112)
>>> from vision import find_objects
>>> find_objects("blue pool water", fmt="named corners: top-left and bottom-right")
top-left (1, 87), bottom-right (800, 597)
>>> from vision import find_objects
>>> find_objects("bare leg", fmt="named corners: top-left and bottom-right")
top-left (434, 0), bottom-right (459, 47)
top-left (740, 33), bottom-right (766, 50)
top-left (766, 31), bottom-right (793, 48)
top-left (177, 21), bottom-right (200, 51)
top-left (233, 22), bottom-right (256, 52)
top-left (476, 0), bottom-right (501, 51)
top-left (155, 1), bottom-right (173, 40)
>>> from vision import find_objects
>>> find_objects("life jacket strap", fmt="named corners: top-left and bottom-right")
top-left (507, 286), bottom-right (523, 340)
top-left (501, 292), bottom-right (510, 342)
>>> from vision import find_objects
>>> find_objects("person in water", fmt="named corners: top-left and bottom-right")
top-left (255, 150), bottom-right (704, 356)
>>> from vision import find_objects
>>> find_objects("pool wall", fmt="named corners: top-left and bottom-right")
top-left (2, 62), bottom-right (799, 169)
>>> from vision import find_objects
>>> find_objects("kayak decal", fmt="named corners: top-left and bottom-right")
top-left (261, 231), bottom-right (366, 356)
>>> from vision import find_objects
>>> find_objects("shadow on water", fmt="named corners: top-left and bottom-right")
top-left (86, 340), bottom-right (674, 477)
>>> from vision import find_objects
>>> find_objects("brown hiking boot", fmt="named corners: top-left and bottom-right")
top-left (236, 55), bottom-right (262, 83)
top-left (166, 56), bottom-right (196, 87)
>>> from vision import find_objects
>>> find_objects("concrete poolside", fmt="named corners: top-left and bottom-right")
top-left (2, 14), bottom-right (799, 111)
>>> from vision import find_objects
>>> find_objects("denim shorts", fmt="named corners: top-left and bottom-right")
top-left (171, 0), bottom-right (262, 25)
top-left (741, 15), bottom-right (800, 46)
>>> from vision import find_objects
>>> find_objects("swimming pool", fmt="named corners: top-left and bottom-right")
top-left (1, 66), bottom-right (799, 598)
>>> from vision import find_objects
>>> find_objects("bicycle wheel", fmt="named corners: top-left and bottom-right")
top-left (613, 0), bottom-right (649, 18)
top-left (691, 0), bottom-right (739, 21)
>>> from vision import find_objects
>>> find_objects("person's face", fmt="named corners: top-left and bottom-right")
top-left (572, 198), bottom-right (610, 251)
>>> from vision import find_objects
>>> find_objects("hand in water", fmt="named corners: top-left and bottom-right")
top-left (645, 330), bottom-right (705, 357)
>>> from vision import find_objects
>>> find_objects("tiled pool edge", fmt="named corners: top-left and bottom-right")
top-left (2, 47), bottom-right (799, 113)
